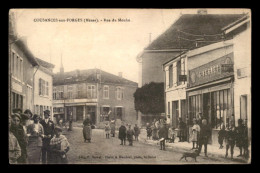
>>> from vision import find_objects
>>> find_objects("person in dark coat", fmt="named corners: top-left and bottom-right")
top-left (134, 124), bottom-right (140, 141)
top-left (198, 119), bottom-right (211, 157)
top-left (235, 119), bottom-right (247, 157)
top-left (83, 118), bottom-right (92, 143)
top-left (126, 125), bottom-right (135, 146)
top-left (218, 125), bottom-right (226, 149)
top-left (146, 123), bottom-right (152, 140)
top-left (178, 118), bottom-right (187, 142)
top-left (225, 125), bottom-right (236, 160)
top-left (118, 122), bottom-right (127, 145)
top-left (40, 110), bottom-right (55, 164)
top-left (10, 113), bottom-right (28, 163)
top-left (158, 123), bottom-right (168, 150)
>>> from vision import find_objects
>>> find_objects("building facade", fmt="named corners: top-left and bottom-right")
top-left (33, 58), bottom-right (55, 120)
top-left (9, 11), bottom-right (39, 114)
top-left (53, 69), bottom-right (138, 127)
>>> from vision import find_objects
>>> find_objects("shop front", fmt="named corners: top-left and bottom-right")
top-left (187, 53), bottom-right (234, 145)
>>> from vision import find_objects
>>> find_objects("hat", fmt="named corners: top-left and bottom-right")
top-left (11, 113), bottom-right (21, 120)
top-left (13, 108), bottom-right (22, 114)
top-left (238, 119), bottom-right (243, 123)
top-left (24, 109), bottom-right (33, 117)
top-left (33, 114), bottom-right (40, 121)
top-left (54, 126), bottom-right (62, 132)
top-left (44, 110), bottom-right (50, 116)
top-left (21, 113), bottom-right (30, 121)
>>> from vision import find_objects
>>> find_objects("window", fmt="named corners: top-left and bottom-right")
top-left (20, 59), bottom-right (23, 80)
top-left (39, 79), bottom-right (42, 95)
top-left (11, 92), bottom-right (23, 110)
top-left (169, 65), bottom-right (173, 88)
top-left (16, 56), bottom-right (19, 79)
top-left (46, 82), bottom-right (49, 96)
top-left (68, 85), bottom-right (73, 99)
top-left (53, 87), bottom-right (57, 99)
top-left (59, 86), bottom-right (64, 99)
top-left (87, 85), bottom-right (96, 98)
top-left (103, 85), bottom-right (109, 99)
top-left (77, 84), bottom-right (83, 98)
top-left (116, 87), bottom-right (124, 100)
top-left (177, 60), bottom-right (181, 86)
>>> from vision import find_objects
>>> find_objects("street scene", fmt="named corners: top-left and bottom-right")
top-left (8, 9), bottom-right (251, 165)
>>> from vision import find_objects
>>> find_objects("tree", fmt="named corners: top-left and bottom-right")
top-left (133, 82), bottom-right (165, 115)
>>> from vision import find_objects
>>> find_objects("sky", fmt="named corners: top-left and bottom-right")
top-left (11, 9), bottom-right (248, 83)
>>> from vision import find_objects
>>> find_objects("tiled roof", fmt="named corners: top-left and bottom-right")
top-left (145, 14), bottom-right (246, 50)
top-left (35, 58), bottom-right (55, 69)
top-left (53, 69), bottom-right (138, 87)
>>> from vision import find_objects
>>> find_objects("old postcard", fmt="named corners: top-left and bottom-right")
top-left (8, 8), bottom-right (251, 164)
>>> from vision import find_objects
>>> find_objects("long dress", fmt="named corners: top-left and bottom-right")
top-left (83, 125), bottom-right (92, 141)
top-left (191, 124), bottom-right (200, 142)
top-left (27, 123), bottom-right (44, 164)
top-left (9, 132), bottom-right (21, 164)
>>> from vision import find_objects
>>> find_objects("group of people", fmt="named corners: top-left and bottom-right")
top-left (9, 109), bottom-right (70, 164)
top-left (145, 118), bottom-right (187, 150)
top-left (103, 120), bottom-right (141, 146)
top-left (118, 123), bottom-right (140, 146)
top-left (190, 113), bottom-right (249, 160)
top-left (218, 119), bottom-right (249, 160)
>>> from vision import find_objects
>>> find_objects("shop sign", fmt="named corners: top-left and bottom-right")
top-left (188, 54), bottom-right (233, 87)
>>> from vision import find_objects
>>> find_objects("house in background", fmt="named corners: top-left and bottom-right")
top-left (53, 67), bottom-right (138, 128)
top-left (33, 58), bottom-right (55, 120)
top-left (136, 10), bottom-right (245, 126)
top-left (162, 12), bottom-right (250, 146)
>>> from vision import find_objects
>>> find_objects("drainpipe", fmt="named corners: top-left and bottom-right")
top-left (32, 65), bottom-right (40, 114)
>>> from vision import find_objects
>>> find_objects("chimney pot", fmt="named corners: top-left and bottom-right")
top-left (118, 72), bottom-right (123, 78)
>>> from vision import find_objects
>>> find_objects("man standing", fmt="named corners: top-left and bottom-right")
top-left (134, 124), bottom-right (140, 141)
top-left (236, 119), bottom-right (247, 157)
top-left (158, 123), bottom-right (168, 150)
top-left (178, 118), bottom-right (187, 142)
top-left (118, 122), bottom-right (127, 145)
top-left (40, 110), bottom-right (55, 164)
top-left (198, 118), bottom-right (211, 157)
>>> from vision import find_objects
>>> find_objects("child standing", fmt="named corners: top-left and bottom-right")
top-left (104, 123), bottom-right (111, 139)
top-left (134, 124), bottom-right (140, 141)
top-left (50, 127), bottom-right (70, 164)
top-left (218, 125), bottom-right (226, 149)
top-left (191, 119), bottom-right (200, 149)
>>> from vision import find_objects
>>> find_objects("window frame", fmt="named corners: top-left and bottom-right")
top-left (103, 85), bottom-right (109, 99)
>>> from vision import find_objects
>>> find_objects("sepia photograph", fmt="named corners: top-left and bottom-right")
top-left (8, 8), bottom-right (251, 164)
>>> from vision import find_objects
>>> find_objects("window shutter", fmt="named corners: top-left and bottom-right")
top-left (39, 78), bottom-right (41, 95)
top-left (121, 88), bottom-right (124, 99)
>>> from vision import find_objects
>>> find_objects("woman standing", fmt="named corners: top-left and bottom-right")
top-left (26, 114), bottom-right (44, 164)
top-left (10, 113), bottom-right (28, 164)
top-left (9, 114), bottom-right (21, 164)
top-left (110, 120), bottom-right (116, 137)
top-left (83, 118), bottom-right (92, 143)
top-left (191, 119), bottom-right (200, 149)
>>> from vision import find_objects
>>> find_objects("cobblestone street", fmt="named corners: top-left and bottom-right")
top-left (63, 127), bottom-right (244, 164)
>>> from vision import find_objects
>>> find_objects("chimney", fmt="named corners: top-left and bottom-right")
top-left (118, 72), bottom-right (123, 78)
top-left (197, 9), bottom-right (207, 15)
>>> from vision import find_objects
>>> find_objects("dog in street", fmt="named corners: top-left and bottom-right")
top-left (179, 149), bottom-right (199, 162)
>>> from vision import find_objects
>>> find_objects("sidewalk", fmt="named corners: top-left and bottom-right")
top-left (138, 128), bottom-right (250, 164)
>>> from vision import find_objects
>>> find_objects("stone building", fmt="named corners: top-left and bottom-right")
top-left (53, 68), bottom-right (138, 127)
